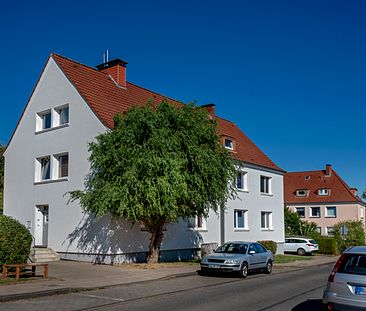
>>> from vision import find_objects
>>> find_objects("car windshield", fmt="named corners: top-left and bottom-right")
top-left (339, 254), bottom-right (366, 276)
top-left (215, 243), bottom-right (247, 254)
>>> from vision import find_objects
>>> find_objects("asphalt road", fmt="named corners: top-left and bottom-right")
top-left (0, 264), bottom-right (332, 311)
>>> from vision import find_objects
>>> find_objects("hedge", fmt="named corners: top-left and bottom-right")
top-left (316, 237), bottom-right (338, 255)
top-left (0, 215), bottom-right (32, 267)
top-left (258, 240), bottom-right (277, 255)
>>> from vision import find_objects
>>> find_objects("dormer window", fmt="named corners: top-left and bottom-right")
top-left (318, 189), bottom-right (329, 196)
top-left (296, 189), bottom-right (308, 197)
top-left (224, 138), bottom-right (234, 150)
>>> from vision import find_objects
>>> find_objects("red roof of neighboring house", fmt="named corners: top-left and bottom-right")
top-left (8, 53), bottom-right (284, 173)
top-left (284, 166), bottom-right (365, 205)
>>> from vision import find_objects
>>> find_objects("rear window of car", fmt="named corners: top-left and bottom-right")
top-left (338, 254), bottom-right (366, 276)
top-left (309, 240), bottom-right (317, 244)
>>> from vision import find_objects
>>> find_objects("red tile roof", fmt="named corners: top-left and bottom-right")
top-left (284, 166), bottom-right (365, 205)
top-left (11, 53), bottom-right (283, 172)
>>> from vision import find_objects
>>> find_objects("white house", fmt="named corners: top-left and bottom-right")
top-left (3, 54), bottom-right (285, 263)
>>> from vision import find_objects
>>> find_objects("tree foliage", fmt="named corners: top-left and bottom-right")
top-left (0, 144), bottom-right (4, 215)
top-left (70, 102), bottom-right (237, 263)
top-left (333, 220), bottom-right (365, 252)
top-left (284, 207), bottom-right (318, 237)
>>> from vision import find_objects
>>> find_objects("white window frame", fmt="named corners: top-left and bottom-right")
top-left (318, 188), bottom-right (329, 196)
top-left (54, 153), bottom-right (69, 179)
top-left (326, 226), bottom-right (334, 237)
top-left (260, 175), bottom-right (272, 194)
top-left (236, 171), bottom-right (248, 191)
top-left (261, 211), bottom-right (273, 230)
top-left (234, 209), bottom-right (249, 230)
top-left (326, 206), bottom-right (337, 218)
top-left (296, 189), bottom-right (308, 197)
top-left (224, 138), bottom-right (234, 150)
top-left (55, 104), bottom-right (69, 126)
top-left (195, 215), bottom-right (207, 230)
top-left (310, 207), bottom-right (321, 218)
top-left (36, 110), bottom-right (52, 132)
top-left (35, 156), bottom-right (51, 182)
top-left (295, 207), bottom-right (305, 218)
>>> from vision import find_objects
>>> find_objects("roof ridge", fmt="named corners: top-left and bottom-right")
top-left (286, 169), bottom-right (323, 175)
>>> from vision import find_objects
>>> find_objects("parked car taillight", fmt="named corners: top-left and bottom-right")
top-left (328, 254), bottom-right (347, 283)
top-left (306, 244), bottom-right (314, 247)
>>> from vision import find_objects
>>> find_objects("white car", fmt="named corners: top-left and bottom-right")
top-left (284, 237), bottom-right (319, 256)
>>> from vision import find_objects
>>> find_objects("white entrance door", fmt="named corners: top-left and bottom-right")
top-left (34, 205), bottom-right (49, 247)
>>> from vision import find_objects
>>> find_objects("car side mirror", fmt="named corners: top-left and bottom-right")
top-left (249, 250), bottom-right (255, 255)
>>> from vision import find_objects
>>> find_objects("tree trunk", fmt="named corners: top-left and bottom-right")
top-left (146, 218), bottom-right (166, 264)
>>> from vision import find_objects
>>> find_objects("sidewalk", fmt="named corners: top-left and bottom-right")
top-left (0, 255), bottom-right (337, 302)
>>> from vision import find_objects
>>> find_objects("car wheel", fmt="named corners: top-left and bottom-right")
top-left (264, 260), bottom-right (272, 274)
top-left (297, 248), bottom-right (306, 256)
top-left (239, 263), bottom-right (248, 278)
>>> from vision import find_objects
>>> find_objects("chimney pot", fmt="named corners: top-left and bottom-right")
top-left (325, 164), bottom-right (332, 176)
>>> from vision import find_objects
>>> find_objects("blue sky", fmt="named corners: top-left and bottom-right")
top-left (1, 0), bottom-right (365, 194)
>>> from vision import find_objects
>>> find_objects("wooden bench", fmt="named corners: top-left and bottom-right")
top-left (2, 263), bottom-right (49, 280)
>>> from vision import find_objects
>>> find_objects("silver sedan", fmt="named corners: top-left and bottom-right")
top-left (200, 241), bottom-right (274, 278)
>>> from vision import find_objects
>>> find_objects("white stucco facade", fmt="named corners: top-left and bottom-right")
top-left (4, 56), bottom-right (284, 263)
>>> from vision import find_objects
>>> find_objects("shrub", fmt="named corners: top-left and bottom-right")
top-left (316, 237), bottom-right (338, 255)
top-left (258, 240), bottom-right (277, 255)
top-left (0, 215), bottom-right (32, 267)
top-left (333, 221), bottom-right (366, 253)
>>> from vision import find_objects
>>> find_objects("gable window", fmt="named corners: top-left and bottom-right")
top-left (296, 190), bottom-right (308, 197)
top-left (236, 172), bottom-right (247, 191)
top-left (57, 154), bottom-right (69, 178)
top-left (295, 207), bottom-right (305, 218)
top-left (260, 176), bottom-right (271, 194)
top-left (56, 105), bottom-right (69, 126)
top-left (310, 207), bottom-right (321, 218)
top-left (326, 206), bottom-right (337, 218)
top-left (224, 138), bottom-right (234, 150)
top-left (234, 210), bottom-right (248, 229)
top-left (318, 189), bottom-right (329, 196)
top-left (37, 110), bottom-right (52, 131)
top-left (261, 211), bottom-right (273, 230)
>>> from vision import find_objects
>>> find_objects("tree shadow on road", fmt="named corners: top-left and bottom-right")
top-left (292, 299), bottom-right (323, 311)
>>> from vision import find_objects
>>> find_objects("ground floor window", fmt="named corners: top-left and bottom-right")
top-left (326, 227), bottom-right (334, 237)
top-left (234, 209), bottom-right (248, 229)
top-left (261, 211), bottom-right (273, 229)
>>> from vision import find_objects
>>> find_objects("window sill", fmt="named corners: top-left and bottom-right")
top-left (237, 189), bottom-right (249, 193)
top-left (234, 229), bottom-right (250, 232)
top-left (260, 192), bottom-right (273, 197)
top-left (309, 216), bottom-right (320, 218)
top-left (325, 216), bottom-right (337, 218)
top-left (34, 177), bottom-right (68, 185)
top-left (35, 123), bottom-right (69, 135)
top-left (261, 229), bottom-right (274, 231)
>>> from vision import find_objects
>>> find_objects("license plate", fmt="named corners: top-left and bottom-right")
top-left (209, 264), bottom-right (220, 269)
top-left (355, 286), bottom-right (366, 295)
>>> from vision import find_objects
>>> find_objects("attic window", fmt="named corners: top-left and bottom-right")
top-left (224, 138), bottom-right (234, 150)
top-left (296, 190), bottom-right (309, 197)
top-left (318, 188), bottom-right (329, 196)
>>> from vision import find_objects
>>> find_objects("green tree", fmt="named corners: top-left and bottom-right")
top-left (333, 220), bottom-right (365, 252)
top-left (0, 144), bottom-right (4, 214)
top-left (362, 189), bottom-right (366, 200)
top-left (284, 207), bottom-right (318, 237)
top-left (70, 102), bottom-right (236, 263)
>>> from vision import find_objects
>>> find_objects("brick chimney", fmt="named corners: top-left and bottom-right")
top-left (96, 59), bottom-right (128, 88)
top-left (201, 104), bottom-right (216, 115)
top-left (350, 188), bottom-right (358, 196)
top-left (325, 164), bottom-right (332, 176)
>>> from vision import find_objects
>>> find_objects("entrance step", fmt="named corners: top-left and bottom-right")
top-left (29, 247), bottom-right (60, 263)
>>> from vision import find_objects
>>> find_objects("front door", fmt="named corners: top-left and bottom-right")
top-left (34, 205), bottom-right (49, 247)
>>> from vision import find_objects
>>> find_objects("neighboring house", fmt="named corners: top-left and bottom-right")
top-left (3, 54), bottom-right (285, 263)
top-left (284, 164), bottom-right (366, 236)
